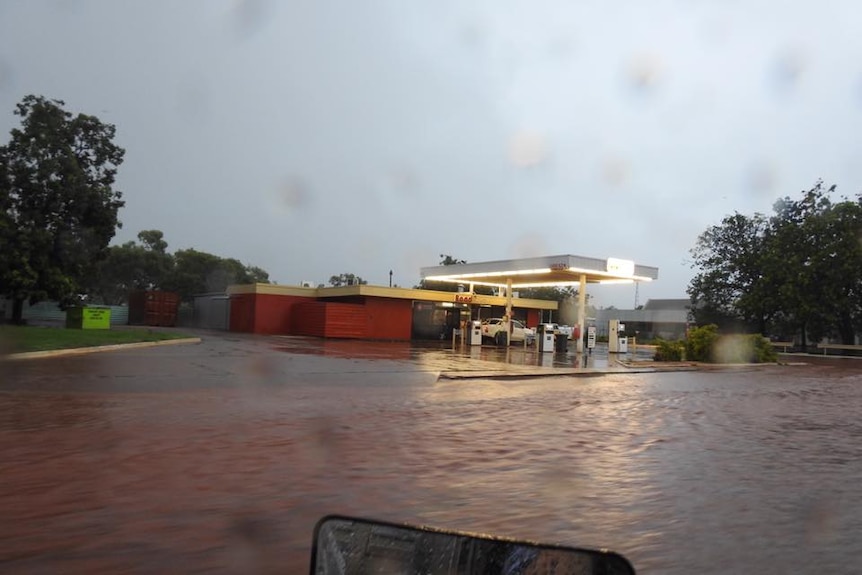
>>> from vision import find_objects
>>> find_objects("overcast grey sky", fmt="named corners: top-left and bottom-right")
top-left (2, 0), bottom-right (861, 308)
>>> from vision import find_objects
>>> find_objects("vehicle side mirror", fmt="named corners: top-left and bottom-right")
top-left (310, 515), bottom-right (635, 574)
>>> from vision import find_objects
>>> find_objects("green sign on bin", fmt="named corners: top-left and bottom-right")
top-left (66, 307), bottom-right (111, 330)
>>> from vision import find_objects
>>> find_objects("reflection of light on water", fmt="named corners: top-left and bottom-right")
top-left (408, 374), bottom-right (668, 550)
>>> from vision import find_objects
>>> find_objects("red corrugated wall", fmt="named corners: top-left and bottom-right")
top-left (253, 294), bottom-right (311, 334)
top-left (230, 293), bottom-right (313, 334)
top-left (323, 303), bottom-right (368, 339)
top-left (291, 302), bottom-right (327, 337)
top-left (366, 298), bottom-right (412, 340)
top-left (229, 294), bottom-right (256, 333)
top-left (293, 302), bottom-right (369, 339)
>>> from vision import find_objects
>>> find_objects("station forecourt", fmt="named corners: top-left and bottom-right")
top-left (420, 254), bottom-right (659, 350)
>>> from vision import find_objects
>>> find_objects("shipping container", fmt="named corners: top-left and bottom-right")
top-left (128, 291), bottom-right (181, 327)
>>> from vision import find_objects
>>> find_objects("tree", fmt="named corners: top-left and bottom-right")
top-left (245, 265), bottom-right (270, 284)
top-left (770, 184), bottom-right (862, 344)
top-left (137, 229), bottom-right (168, 254)
top-left (329, 273), bottom-right (366, 287)
top-left (688, 180), bottom-right (862, 345)
top-left (438, 254), bottom-right (466, 266)
top-left (164, 249), bottom-right (223, 301)
top-left (88, 230), bottom-right (174, 305)
top-left (817, 199), bottom-right (862, 343)
top-left (688, 212), bottom-right (774, 332)
top-left (0, 95), bottom-right (124, 322)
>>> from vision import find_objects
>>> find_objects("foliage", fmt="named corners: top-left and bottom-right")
top-left (0, 95), bottom-right (125, 321)
top-left (750, 335), bottom-right (778, 363)
top-left (711, 334), bottom-right (778, 364)
top-left (688, 181), bottom-right (862, 345)
top-left (165, 249), bottom-right (268, 301)
top-left (438, 254), bottom-right (466, 265)
top-left (87, 230), bottom-right (270, 304)
top-left (328, 273), bottom-right (366, 287)
top-left (89, 230), bottom-right (173, 304)
top-left (681, 325), bottom-right (778, 364)
top-left (688, 212), bottom-right (774, 332)
top-left (685, 324), bottom-right (720, 362)
top-left (654, 338), bottom-right (685, 361)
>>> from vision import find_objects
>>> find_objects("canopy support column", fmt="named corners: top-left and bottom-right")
top-left (505, 277), bottom-right (513, 345)
top-left (577, 273), bottom-right (587, 353)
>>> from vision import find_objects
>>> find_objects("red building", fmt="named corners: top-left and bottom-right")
top-left (227, 284), bottom-right (556, 341)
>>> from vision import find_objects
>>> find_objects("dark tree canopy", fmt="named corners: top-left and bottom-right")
top-left (438, 254), bottom-right (466, 266)
top-left (328, 273), bottom-right (366, 287)
top-left (84, 229), bottom-right (272, 305)
top-left (688, 180), bottom-right (862, 345)
top-left (0, 95), bottom-right (125, 321)
top-left (88, 230), bottom-right (174, 305)
top-left (162, 248), bottom-right (270, 301)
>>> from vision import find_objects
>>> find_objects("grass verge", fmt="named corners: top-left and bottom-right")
top-left (0, 325), bottom-right (193, 354)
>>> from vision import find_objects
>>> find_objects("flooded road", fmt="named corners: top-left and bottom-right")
top-left (2, 334), bottom-right (862, 574)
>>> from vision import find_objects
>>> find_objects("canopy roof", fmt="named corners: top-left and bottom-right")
top-left (421, 254), bottom-right (658, 288)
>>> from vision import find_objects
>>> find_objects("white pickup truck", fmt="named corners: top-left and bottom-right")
top-left (481, 318), bottom-right (536, 344)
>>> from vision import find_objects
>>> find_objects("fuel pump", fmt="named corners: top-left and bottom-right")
top-left (469, 320), bottom-right (483, 346)
top-left (608, 319), bottom-right (627, 353)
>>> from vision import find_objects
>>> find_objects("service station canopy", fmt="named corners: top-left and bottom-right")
top-left (420, 254), bottom-right (659, 289)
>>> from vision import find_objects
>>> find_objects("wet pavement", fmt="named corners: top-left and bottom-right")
top-left (2, 332), bottom-right (862, 574)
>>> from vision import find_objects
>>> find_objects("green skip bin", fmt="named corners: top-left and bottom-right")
top-left (66, 306), bottom-right (112, 330)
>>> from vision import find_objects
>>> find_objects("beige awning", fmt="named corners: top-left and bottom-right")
top-left (420, 254), bottom-right (658, 288)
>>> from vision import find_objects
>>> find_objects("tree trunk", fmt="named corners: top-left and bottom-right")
top-left (838, 315), bottom-right (855, 345)
top-left (11, 298), bottom-right (24, 324)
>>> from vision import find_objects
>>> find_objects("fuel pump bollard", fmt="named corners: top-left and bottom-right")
top-left (469, 321), bottom-right (483, 346)
top-left (537, 324), bottom-right (555, 353)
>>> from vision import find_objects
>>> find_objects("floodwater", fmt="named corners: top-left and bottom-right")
top-left (2, 334), bottom-right (862, 574)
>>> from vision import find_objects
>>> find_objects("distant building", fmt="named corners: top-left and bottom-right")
top-left (594, 299), bottom-right (691, 340)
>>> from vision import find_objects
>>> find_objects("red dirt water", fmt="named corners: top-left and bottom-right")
top-left (2, 336), bottom-right (862, 574)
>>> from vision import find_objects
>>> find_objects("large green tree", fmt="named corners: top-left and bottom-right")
top-left (688, 212), bottom-right (775, 332)
top-left (688, 181), bottom-right (862, 344)
top-left (88, 229), bottom-right (271, 304)
top-left (88, 230), bottom-right (174, 305)
top-left (769, 184), bottom-right (862, 344)
top-left (163, 248), bottom-right (270, 301)
top-left (0, 95), bottom-right (124, 322)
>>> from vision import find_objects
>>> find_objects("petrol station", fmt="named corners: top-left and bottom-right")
top-left (420, 254), bottom-right (659, 353)
top-left (225, 253), bottom-right (657, 353)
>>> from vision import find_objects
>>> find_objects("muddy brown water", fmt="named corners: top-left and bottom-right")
top-left (2, 334), bottom-right (861, 574)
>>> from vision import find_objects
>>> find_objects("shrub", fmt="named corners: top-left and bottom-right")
top-left (694, 329), bottom-right (779, 364)
top-left (749, 334), bottom-right (778, 363)
top-left (685, 324), bottom-right (720, 362)
top-left (654, 338), bottom-right (685, 361)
